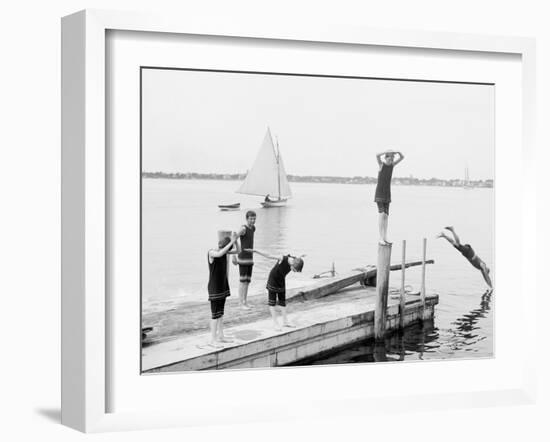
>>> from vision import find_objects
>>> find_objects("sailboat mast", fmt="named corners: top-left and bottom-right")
top-left (276, 135), bottom-right (281, 200)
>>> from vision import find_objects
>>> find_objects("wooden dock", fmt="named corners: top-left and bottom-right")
top-left (142, 284), bottom-right (438, 373)
top-left (141, 259), bottom-right (434, 344)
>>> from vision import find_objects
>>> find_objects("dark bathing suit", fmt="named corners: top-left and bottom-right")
top-left (238, 224), bottom-right (255, 283)
top-left (455, 243), bottom-right (483, 270)
top-left (207, 253), bottom-right (230, 319)
top-left (375, 163), bottom-right (394, 215)
top-left (267, 255), bottom-right (292, 307)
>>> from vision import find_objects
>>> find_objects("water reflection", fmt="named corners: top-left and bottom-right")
top-left (290, 289), bottom-right (493, 365)
top-left (256, 206), bottom-right (288, 253)
top-left (452, 289), bottom-right (492, 334)
top-left (443, 289), bottom-right (493, 353)
top-left (288, 321), bottom-right (432, 366)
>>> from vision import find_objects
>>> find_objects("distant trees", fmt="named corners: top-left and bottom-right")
top-left (141, 171), bottom-right (493, 188)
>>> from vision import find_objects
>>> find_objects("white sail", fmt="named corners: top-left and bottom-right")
top-left (276, 147), bottom-right (292, 198)
top-left (237, 129), bottom-right (292, 199)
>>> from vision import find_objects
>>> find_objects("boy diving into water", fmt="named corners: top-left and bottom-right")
top-left (375, 150), bottom-right (405, 245)
top-left (245, 249), bottom-right (304, 331)
top-left (437, 226), bottom-right (493, 289)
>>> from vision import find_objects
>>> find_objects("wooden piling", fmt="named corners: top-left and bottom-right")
top-left (399, 240), bottom-right (406, 331)
top-left (374, 243), bottom-right (392, 340)
top-left (420, 238), bottom-right (427, 319)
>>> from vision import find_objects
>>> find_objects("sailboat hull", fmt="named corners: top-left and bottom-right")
top-left (261, 199), bottom-right (288, 208)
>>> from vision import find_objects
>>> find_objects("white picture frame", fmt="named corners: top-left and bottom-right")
top-left (61, 9), bottom-right (537, 433)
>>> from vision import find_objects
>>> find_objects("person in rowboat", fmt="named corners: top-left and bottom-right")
top-left (207, 232), bottom-right (240, 348)
top-left (437, 226), bottom-right (493, 289)
top-left (374, 150), bottom-right (405, 245)
top-left (245, 248), bottom-right (304, 331)
top-left (234, 210), bottom-right (257, 309)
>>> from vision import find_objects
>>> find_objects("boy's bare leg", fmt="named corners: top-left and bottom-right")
top-left (243, 282), bottom-right (252, 307)
top-left (444, 226), bottom-right (461, 245)
top-left (238, 282), bottom-right (244, 304)
top-left (217, 316), bottom-right (233, 343)
top-left (378, 212), bottom-right (389, 244)
top-left (209, 319), bottom-right (223, 348)
top-left (269, 306), bottom-right (282, 331)
top-left (280, 306), bottom-right (295, 328)
top-left (239, 282), bottom-right (251, 309)
top-left (209, 318), bottom-right (216, 342)
top-left (436, 231), bottom-right (457, 247)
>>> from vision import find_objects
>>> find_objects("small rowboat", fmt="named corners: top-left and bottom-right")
top-left (218, 203), bottom-right (241, 211)
top-left (142, 327), bottom-right (153, 341)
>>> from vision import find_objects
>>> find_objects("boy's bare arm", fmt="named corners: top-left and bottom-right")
top-left (393, 151), bottom-right (405, 166)
top-left (228, 226), bottom-right (245, 255)
top-left (228, 237), bottom-right (242, 255)
top-left (209, 233), bottom-right (238, 258)
top-left (244, 248), bottom-right (280, 261)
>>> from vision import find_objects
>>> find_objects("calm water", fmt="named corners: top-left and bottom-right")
top-left (142, 178), bottom-right (494, 361)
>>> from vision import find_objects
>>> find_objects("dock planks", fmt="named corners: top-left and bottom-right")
top-left (142, 286), bottom-right (438, 372)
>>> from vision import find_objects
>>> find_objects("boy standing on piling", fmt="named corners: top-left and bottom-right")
top-left (374, 150), bottom-right (405, 245)
top-left (245, 248), bottom-right (304, 331)
top-left (207, 232), bottom-right (239, 348)
top-left (235, 210), bottom-right (257, 309)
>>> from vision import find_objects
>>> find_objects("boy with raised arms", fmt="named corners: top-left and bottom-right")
top-left (374, 150), bottom-right (405, 245)
top-left (207, 232), bottom-right (239, 348)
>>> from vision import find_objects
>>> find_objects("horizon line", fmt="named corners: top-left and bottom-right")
top-left (141, 171), bottom-right (494, 182)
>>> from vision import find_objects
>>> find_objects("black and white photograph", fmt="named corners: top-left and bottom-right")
top-left (140, 67), bottom-right (494, 373)
top-left (4, 0), bottom-right (549, 438)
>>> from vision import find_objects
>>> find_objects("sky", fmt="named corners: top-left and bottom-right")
top-left (142, 68), bottom-right (494, 180)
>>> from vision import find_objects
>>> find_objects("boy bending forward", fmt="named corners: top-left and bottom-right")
top-left (245, 249), bottom-right (304, 331)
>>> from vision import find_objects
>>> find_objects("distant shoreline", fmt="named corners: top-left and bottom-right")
top-left (142, 172), bottom-right (493, 188)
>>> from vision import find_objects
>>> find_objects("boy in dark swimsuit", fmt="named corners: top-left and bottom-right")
top-left (375, 150), bottom-right (405, 245)
top-left (245, 248), bottom-right (304, 331)
top-left (437, 226), bottom-right (493, 289)
top-left (207, 232), bottom-right (239, 348)
top-left (235, 210), bottom-right (257, 310)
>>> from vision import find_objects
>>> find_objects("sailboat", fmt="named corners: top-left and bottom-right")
top-left (237, 128), bottom-right (292, 207)
top-left (463, 166), bottom-right (474, 189)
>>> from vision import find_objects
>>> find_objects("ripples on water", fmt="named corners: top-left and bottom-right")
top-left (293, 289), bottom-right (493, 365)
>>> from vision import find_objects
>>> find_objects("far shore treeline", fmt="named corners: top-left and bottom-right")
top-left (142, 171), bottom-right (493, 188)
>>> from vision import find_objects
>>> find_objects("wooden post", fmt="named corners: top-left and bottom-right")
top-left (420, 238), bottom-right (427, 320)
top-left (399, 240), bottom-right (406, 331)
top-left (374, 243), bottom-right (392, 340)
